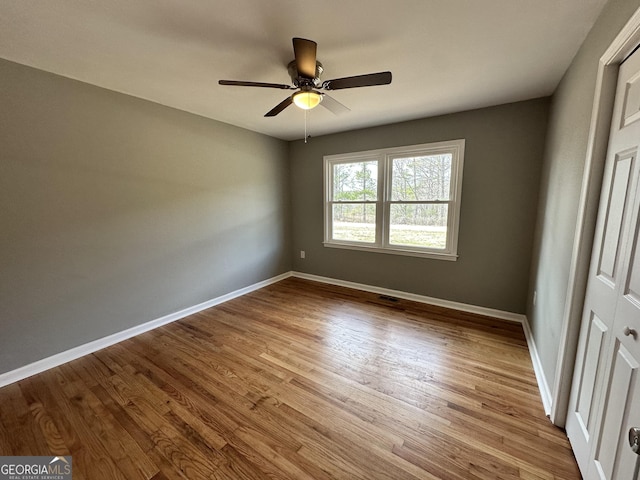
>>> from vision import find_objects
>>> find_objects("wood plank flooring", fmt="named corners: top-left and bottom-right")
top-left (0, 277), bottom-right (581, 479)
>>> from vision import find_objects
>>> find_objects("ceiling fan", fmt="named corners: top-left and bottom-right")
top-left (218, 37), bottom-right (392, 117)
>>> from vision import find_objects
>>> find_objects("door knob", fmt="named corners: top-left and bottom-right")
top-left (624, 326), bottom-right (638, 339)
top-left (630, 427), bottom-right (640, 454)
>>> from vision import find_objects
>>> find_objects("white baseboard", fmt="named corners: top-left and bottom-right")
top-left (520, 316), bottom-right (553, 416)
top-left (291, 271), bottom-right (552, 415)
top-left (291, 271), bottom-right (526, 323)
top-left (0, 269), bottom-right (553, 417)
top-left (0, 271), bottom-right (292, 388)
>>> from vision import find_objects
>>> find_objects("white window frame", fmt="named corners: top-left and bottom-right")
top-left (323, 139), bottom-right (465, 261)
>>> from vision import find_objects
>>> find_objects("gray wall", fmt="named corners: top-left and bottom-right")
top-left (0, 59), bottom-right (291, 374)
top-left (290, 98), bottom-right (549, 314)
top-left (528, 0), bottom-right (640, 389)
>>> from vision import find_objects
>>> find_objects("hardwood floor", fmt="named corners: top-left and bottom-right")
top-left (0, 277), bottom-right (580, 479)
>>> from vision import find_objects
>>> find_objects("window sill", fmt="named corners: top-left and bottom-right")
top-left (323, 241), bottom-right (458, 261)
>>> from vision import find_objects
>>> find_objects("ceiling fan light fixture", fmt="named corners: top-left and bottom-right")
top-left (219, 38), bottom-right (392, 119)
top-left (293, 90), bottom-right (322, 110)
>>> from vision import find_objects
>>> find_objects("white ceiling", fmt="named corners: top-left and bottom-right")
top-left (0, 0), bottom-right (608, 141)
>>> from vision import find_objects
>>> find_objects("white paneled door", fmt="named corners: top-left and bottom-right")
top-left (566, 47), bottom-right (640, 479)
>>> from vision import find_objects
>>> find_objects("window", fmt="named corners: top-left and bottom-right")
top-left (324, 140), bottom-right (465, 260)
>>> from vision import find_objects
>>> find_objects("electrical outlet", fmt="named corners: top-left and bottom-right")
top-left (300, 250), bottom-right (305, 259)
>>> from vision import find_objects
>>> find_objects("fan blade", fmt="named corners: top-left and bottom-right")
top-left (322, 71), bottom-right (392, 90)
top-left (320, 94), bottom-right (350, 115)
top-left (293, 37), bottom-right (317, 79)
top-left (219, 80), bottom-right (293, 89)
top-left (265, 96), bottom-right (293, 117)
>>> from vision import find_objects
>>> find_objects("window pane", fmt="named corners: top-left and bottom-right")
top-left (333, 161), bottom-right (378, 201)
top-left (389, 204), bottom-right (448, 249)
top-left (332, 203), bottom-right (376, 243)
top-left (391, 154), bottom-right (452, 201)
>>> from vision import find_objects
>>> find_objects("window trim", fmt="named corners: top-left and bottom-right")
top-left (323, 139), bottom-right (465, 261)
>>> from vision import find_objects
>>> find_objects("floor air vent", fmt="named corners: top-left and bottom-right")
top-left (378, 295), bottom-right (399, 302)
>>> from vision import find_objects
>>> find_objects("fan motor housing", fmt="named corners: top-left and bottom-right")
top-left (287, 60), bottom-right (324, 87)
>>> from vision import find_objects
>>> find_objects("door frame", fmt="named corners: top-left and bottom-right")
top-left (551, 6), bottom-right (640, 426)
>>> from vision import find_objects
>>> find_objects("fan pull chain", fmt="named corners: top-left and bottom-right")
top-left (304, 109), bottom-right (309, 143)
